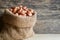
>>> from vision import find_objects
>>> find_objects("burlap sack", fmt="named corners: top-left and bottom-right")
top-left (0, 23), bottom-right (34, 40)
top-left (3, 9), bottom-right (37, 28)
top-left (2, 9), bottom-right (37, 40)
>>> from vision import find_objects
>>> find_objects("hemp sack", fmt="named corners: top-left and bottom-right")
top-left (2, 9), bottom-right (37, 40)
top-left (3, 9), bottom-right (37, 28)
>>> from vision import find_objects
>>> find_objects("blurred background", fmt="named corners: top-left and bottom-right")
top-left (0, 0), bottom-right (60, 34)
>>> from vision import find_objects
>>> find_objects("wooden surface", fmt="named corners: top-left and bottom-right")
top-left (0, 0), bottom-right (60, 34)
top-left (25, 34), bottom-right (60, 40)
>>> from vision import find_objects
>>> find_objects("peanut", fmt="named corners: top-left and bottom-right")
top-left (9, 5), bottom-right (35, 16)
top-left (14, 13), bottom-right (18, 16)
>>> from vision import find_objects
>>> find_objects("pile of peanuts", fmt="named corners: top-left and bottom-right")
top-left (9, 5), bottom-right (34, 16)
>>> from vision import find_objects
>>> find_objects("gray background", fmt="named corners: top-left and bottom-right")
top-left (0, 0), bottom-right (60, 34)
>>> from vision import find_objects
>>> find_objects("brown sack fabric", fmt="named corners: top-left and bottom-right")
top-left (3, 9), bottom-right (37, 28)
top-left (1, 9), bottom-right (37, 40)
